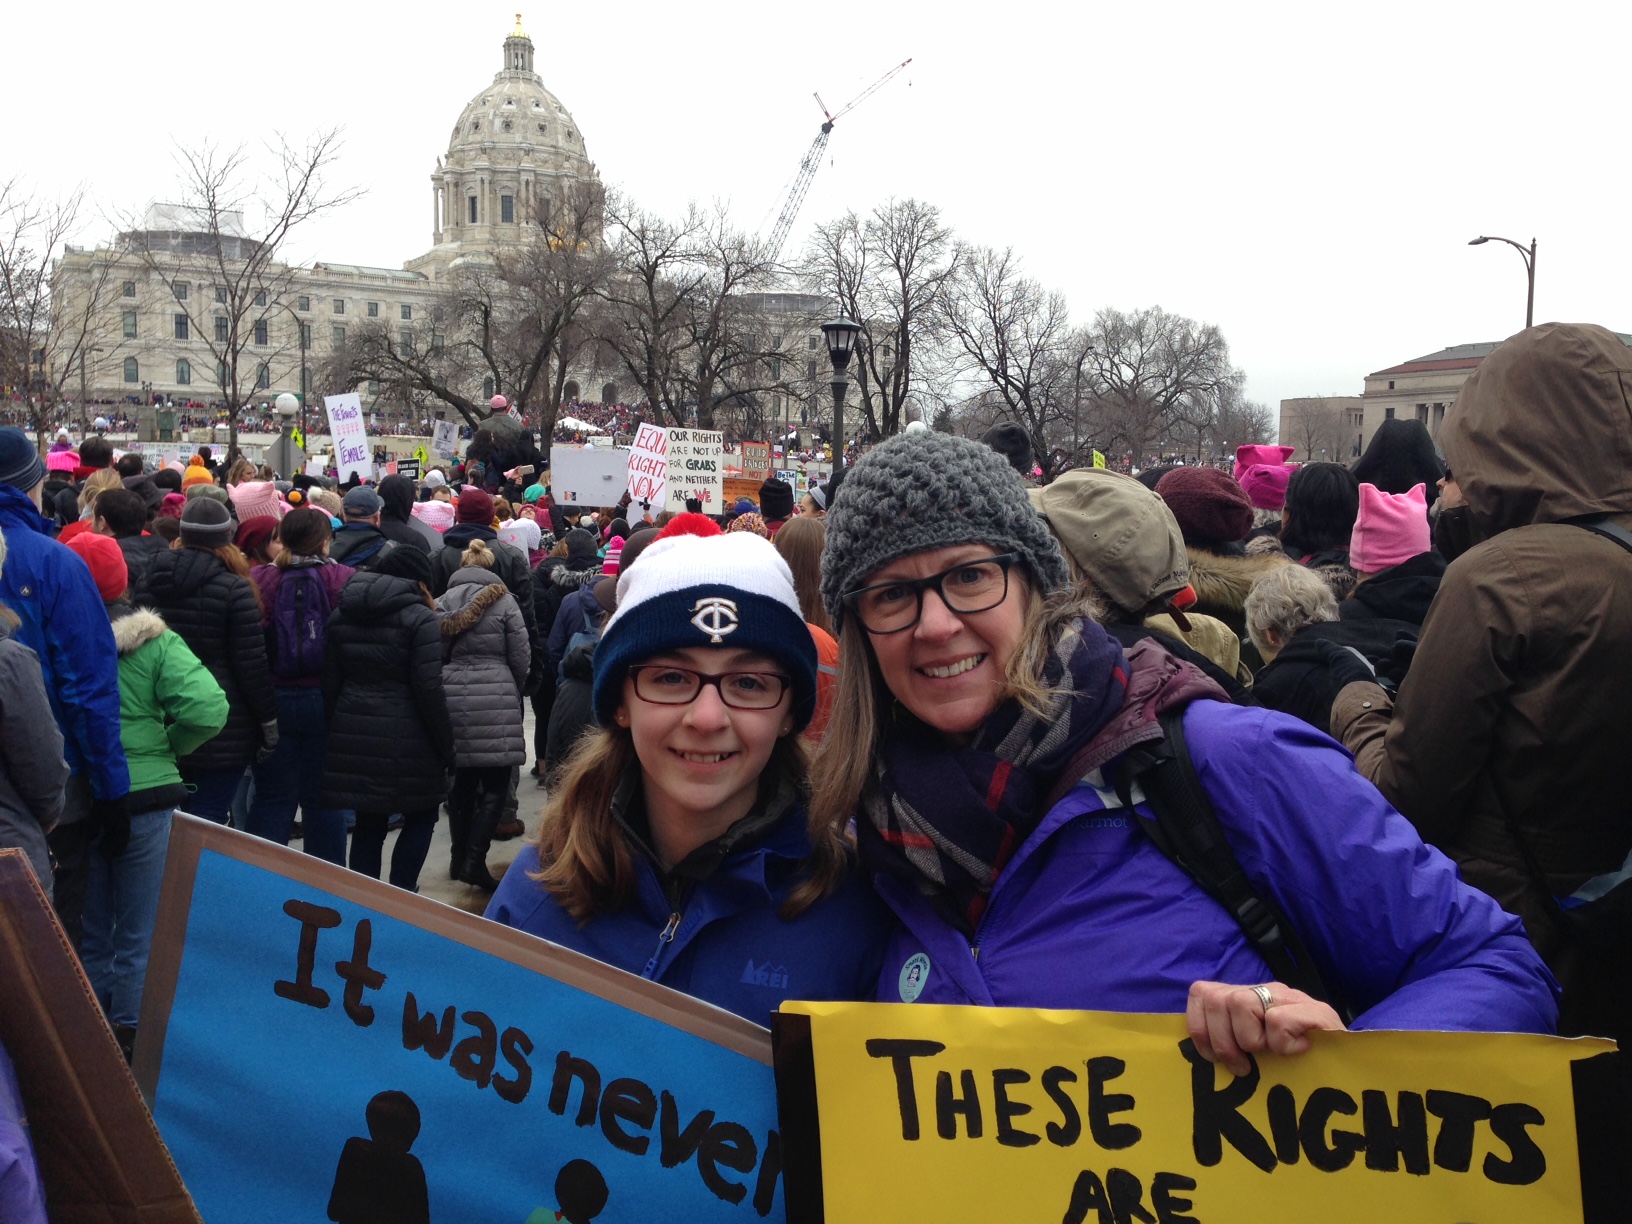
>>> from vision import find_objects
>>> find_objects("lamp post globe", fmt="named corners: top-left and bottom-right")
top-left (274, 392), bottom-right (299, 419)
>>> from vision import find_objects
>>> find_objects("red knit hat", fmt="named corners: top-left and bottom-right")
top-left (1154, 467), bottom-right (1254, 545)
top-left (455, 486), bottom-right (495, 525)
top-left (66, 533), bottom-right (129, 602)
top-left (655, 511), bottom-right (721, 540)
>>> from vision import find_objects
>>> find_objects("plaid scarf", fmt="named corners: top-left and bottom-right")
top-left (858, 619), bottom-right (1130, 935)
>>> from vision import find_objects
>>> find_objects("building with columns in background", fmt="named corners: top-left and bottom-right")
top-left (50, 18), bottom-right (600, 410)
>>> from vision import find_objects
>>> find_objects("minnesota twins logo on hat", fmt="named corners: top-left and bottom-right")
top-left (690, 596), bottom-right (739, 643)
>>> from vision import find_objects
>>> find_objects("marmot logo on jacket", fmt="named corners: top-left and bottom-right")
top-left (739, 959), bottom-right (788, 990)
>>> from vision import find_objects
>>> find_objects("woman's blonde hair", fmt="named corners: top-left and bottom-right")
top-left (808, 575), bottom-right (1100, 837)
top-left (225, 456), bottom-right (256, 485)
top-left (772, 515), bottom-right (831, 634)
top-left (532, 724), bottom-right (849, 921)
top-left (461, 538), bottom-right (496, 569)
top-left (78, 468), bottom-right (122, 513)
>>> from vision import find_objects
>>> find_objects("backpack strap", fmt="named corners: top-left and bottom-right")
top-left (1570, 515), bottom-right (1632, 556)
top-left (1115, 705), bottom-right (1353, 1022)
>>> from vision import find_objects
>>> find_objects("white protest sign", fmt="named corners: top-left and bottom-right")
top-left (664, 429), bottom-right (724, 512)
top-left (549, 444), bottom-right (631, 506)
top-left (431, 419), bottom-right (459, 458)
top-left (626, 424), bottom-right (668, 511)
top-left (322, 393), bottom-right (371, 483)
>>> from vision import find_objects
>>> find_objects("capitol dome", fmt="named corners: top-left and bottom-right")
top-left (408, 16), bottom-right (599, 277)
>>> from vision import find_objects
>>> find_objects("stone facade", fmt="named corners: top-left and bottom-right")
top-left (50, 19), bottom-right (597, 407)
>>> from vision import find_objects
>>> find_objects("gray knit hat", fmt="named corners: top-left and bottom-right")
top-left (179, 497), bottom-right (235, 547)
top-left (820, 431), bottom-right (1068, 629)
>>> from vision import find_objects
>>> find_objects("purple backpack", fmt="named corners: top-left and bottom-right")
top-left (269, 566), bottom-right (332, 681)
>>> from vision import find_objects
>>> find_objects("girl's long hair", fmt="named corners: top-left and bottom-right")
top-left (532, 725), bottom-right (848, 922)
top-left (773, 516), bottom-right (831, 634)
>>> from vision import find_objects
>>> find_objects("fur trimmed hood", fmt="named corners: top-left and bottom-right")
top-left (1185, 546), bottom-right (1291, 617)
top-left (110, 607), bottom-right (168, 656)
top-left (440, 581), bottom-right (511, 637)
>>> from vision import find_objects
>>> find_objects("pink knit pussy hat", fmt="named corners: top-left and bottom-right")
top-left (1350, 482), bottom-right (1430, 573)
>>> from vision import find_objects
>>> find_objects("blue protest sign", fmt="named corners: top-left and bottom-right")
top-left (135, 818), bottom-right (783, 1223)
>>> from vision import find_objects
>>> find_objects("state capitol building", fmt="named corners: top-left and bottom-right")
top-left (52, 18), bottom-right (610, 411)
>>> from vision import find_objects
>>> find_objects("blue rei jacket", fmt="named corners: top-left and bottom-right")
top-left (871, 698), bottom-right (1559, 1035)
top-left (486, 785), bottom-right (891, 1027)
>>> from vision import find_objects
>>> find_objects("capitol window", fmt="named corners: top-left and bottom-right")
top-left (215, 317), bottom-right (229, 343)
top-left (333, 298), bottom-right (345, 314)
top-left (176, 359), bottom-right (191, 385)
top-left (122, 281), bottom-right (136, 298)
top-left (254, 319), bottom-right (269, 346)
top-left (400, 304), bottom-right (412, 320)
top-left (256, 363), bottom-right (270, 390)
top-left (503, 120), bottom-right (513, 131)
top-left (468, 197), bottom-right (479, 224)
top-left (174, 314), bottom-right (189, 341)
top-left (502, 195), bottom-right (515, 223)
top-left (332, 325), bottom-right (346, 348)
top-left (254, 290), bottom-right (267, 307)
top-left (172, 281), bottom-right (187, 301)
top-left (298, 296), bottom-right (310, 311)
top-left (537, 123), bottom-right (546, 133)
top-left (215, 286), bottom-right (227, 304)
top-left (122, 311), bottom-right (137, 338)
top-left (367, 301), bottom-right (379, 318)
top-left (124, 358), bottom-right (139, 384)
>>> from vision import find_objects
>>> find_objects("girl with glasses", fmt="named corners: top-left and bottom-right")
top-left (812, 431), bottom-right (1556, 1076)
top-left (485, 520), bottom-right (890, 1025)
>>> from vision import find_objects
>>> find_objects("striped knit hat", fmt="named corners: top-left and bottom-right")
top-left (591, 531), bottom-right (817, 730)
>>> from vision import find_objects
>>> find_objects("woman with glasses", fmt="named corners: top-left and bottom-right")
top-left (485, 523), bottom-right (891, 1024)
top-left (812, 432), bottom-right (1555, 1076)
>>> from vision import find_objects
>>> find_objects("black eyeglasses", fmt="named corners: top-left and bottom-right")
top-left (842, 553), bottom-right (1020, 634)
top-left (628, 666), bottom-right (792, 710)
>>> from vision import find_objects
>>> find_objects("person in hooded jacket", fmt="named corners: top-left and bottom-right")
top-left (68, 533), bottom-right (227, 1050)
top-left (431, 487), bottom-right (539, 682)
top-left (133, 498), bottom-right (276, 826)
top-left (245, 508), bottom-right (355, 862)
top-left (1333, 323), bottom-right (1632, 1047)
top-left (438, 538), bottom-right (531, 890)
top-left (810, 431), bottom-right (1555, 1074)
top-left (486, 530), bottom-right (891, 1026)
top-left (529, 527), bottom-right (600, 776)
top-left (377, 474), bottom-right (438, 553)
top-left (1351, 417), bottom-right (1444, 509)
top-left (323, 545), bottom-right (455, 892)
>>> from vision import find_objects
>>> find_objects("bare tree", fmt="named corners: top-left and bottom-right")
top-left (119, 130), bottom-right (361, 458)
top-left (1282, 397), bottom-right (1350, 462)
top-left (801, 197), bottom-right (958, 439)
top-left (1078, 306), bottom-right (1241, 467)
top-left (939, 244), bottom-right (1076, 479)
top-left (682, 210), bottom-right (780, 431)
top-left (0, 181), bottom-right (120, 448)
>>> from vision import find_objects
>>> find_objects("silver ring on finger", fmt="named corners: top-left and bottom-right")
top-left (1251, 984), bottom-right (1275, 1014)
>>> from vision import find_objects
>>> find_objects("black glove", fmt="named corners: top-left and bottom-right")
top-left (94, 794), bottom-right (132, 860)
top-left (256, 718), bottom-right (281, 763)
top-left (1311, 638), bottom-right (1381, 690)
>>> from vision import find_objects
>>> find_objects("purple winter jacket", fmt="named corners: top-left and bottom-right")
top-left (873, 699), bottom-right (1559, 1034)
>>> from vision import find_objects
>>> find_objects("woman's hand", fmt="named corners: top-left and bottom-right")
top-left (1185, 980), bottom-right (1346, 1077)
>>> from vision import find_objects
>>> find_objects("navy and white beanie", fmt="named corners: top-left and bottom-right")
top-left (591, 531), bottom-right (819, 731)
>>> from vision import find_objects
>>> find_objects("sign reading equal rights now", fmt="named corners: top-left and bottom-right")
top-left (137, 818), bottom-right (784, 1223)
top-left (774, 1001), bottom-right (1624, 1224)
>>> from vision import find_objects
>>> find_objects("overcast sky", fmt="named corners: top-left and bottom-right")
top-left (15, 1), bottom-right (1629, 417)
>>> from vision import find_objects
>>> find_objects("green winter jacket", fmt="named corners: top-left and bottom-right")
top-left (110, 605), bottom-right (229, 804)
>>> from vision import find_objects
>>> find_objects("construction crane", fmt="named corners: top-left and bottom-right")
top-left (763, 58), bottom-right (912, 263)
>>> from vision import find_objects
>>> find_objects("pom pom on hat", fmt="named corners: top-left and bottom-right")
top-left (656, 512), bottom-right (722, 540)
top-left (600, 535), bottom-right (625, 577)
top-left (592, 532), bottom-right (817, 732)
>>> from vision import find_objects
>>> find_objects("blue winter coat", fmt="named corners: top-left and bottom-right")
top-left (486, 800), bottom-right (893, 1027)
top-left (873, 700), bottom-right (1559, 1034)
top-left (0, 485), bottom-right (128, 800)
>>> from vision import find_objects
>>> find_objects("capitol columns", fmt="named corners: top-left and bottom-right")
top-left (431, 176), bottom-right (442, 244)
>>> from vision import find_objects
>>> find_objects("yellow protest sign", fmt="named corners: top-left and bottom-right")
top-left (1092, 449), bottom-right (1107, 468)
top-left (774, 1002), bottom-right (1620, 1224)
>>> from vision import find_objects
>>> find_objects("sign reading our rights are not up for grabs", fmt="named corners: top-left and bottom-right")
top-left (773, 1001), bottom-right (1625, 1224)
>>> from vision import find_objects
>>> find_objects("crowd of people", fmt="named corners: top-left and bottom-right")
top-left (0, 321), bottom-right (1628, 1208)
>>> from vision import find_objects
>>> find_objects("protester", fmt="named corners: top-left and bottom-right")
top-left (245, 508), bottom-right (355, 862)
top-left (486, 529), bottom-right (891, 1024)
top-left (1340, 482), bottom-right (1443, 626)
top-left (69, 533), bottom-right (226, 1055)
top-left (1332, 323), bottom-right (1632, 1046)
top-left (758, 478), bottom-right (795, 537)
top-left (0, 531), bottom-right (69, 899)
top-left (323, 545), bottom-right (454, 892)
top-left (0, 427), bottom-right (129, 943)
top-left (56, 469), bottom-right (122, 546)
top-left (978, 422), bottom-right (1036, 483)
top-left (530, 527), bottom-right (600, 779)
top-left (377, 474), bottom-right (437, 552)
top-left (437, 539), bottom-right (531, 890)
top-left (431, 487), bottom-right (538, 680)
top-left (93, 487), bottom-right (168, 595)
top-left (1351, 417), bottom-right (1444, 508)
top-left (234, 516), bottom-right (279, 567)
top-left (772, 514), bottom-right (841, 741)
top-left (330, 487), bottom-right (396, 570)
top-left (134, 499), bottom-right (275, 826)
top-left (1281, 462), bottom-right (1360, 600)
top-left (811, 431), bottom-right (1555, 1067)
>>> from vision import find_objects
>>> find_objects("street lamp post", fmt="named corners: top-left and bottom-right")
top-left (267, 392), bottom-right (306, 480)
top-left (820, 316), bottom-right (861, 469)
top-left (1468, 235), bottom-right (1537, 329)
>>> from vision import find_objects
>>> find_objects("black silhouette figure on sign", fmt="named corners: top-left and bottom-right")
top-left (528, 1158), bottom-right (607, 1224)
top-left (327, 1089), bottom-right (431, 1224)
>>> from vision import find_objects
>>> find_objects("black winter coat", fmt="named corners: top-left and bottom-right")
top-left (1338, 551), bottom-right (1445, 627)
top-left (117, 534), bottom-right (171, 599)
top-left (545, 638), bottom-right (596, 777)
top-left (135, 546), bottom-right (277, 770)
top-left (1252, 618), bottom-right (1419, 736)
top-left (321, 571), bottom-right (455, 812)
top-left (376, 475), bottom-right (435, 554)
top-left (533, 555), bottom-right (599, 643)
